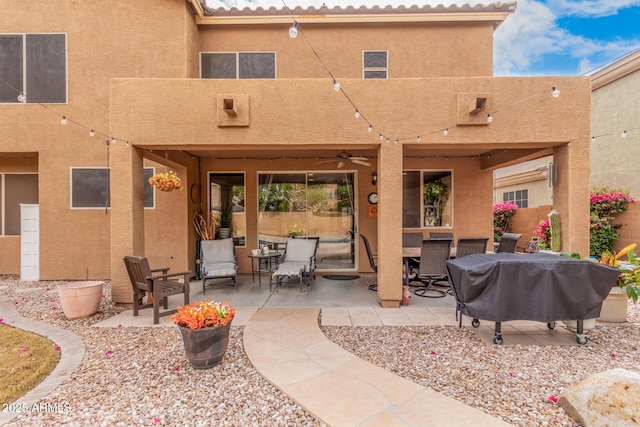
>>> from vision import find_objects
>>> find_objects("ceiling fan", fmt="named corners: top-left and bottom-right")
top-left (315, 150), bottom-right (372, 168)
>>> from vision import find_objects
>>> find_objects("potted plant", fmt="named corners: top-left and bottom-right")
top-left (423, 180), bottom-right (448, 226)
top-left (170, 299), bottom-right (236, 369)
top-left (148, 170), bottom-right (184, 192)
top-left (217, 206), bottom-right (233, 239)
top-left (58, 281), bottom-right (104, 319)
top-left (193, 211), bottom-right (220, 241)
top-left (598, 244), bottom-right (640, 323)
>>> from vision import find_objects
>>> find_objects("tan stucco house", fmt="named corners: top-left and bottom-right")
top-left (1, 0), bottom-right (592, 308)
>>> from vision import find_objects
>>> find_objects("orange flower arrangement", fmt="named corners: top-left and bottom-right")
top-left (148, 170), bottom-right (184, 192)
top-left (170, 299), bottom-right (235, 329)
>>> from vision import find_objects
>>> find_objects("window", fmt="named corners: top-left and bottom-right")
top-left (201, 52), bottom-right (276, 79)
top-left (0, 34), bottom-right (67, 104)
top-left (70, 168), bottom-right (155, 209)
top-left (1, 173), bottom-right (38, 235)
top-left (503, 189), bottom-right (528, 208)
top-left (210, 173), bottom-right (245, 246)
top-left (363, 50), bottom-right (387, 79)
top-left (402, 170), bottom-right (453, 228)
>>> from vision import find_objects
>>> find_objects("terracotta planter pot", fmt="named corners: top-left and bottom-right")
top-left (178, 320), bottom-right (232, 369)
top-left (598, 287), bottom-right (628, 323)
top-left (58, 281), bottom-right (104, 319)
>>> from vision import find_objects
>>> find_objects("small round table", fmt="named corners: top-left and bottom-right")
top-left (247, 251), bottom-right (281, 286)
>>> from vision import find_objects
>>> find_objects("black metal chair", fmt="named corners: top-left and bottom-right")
top-left (360, 234), bottom-right (378, 291)
top-left (413, 239), bottom-right (452, 298)
top-left (496, 233), bottom-right (522, 253)
top-left (455, 237), bottom-right (490, 258)
top-left (429, 232), bottom-right (454, 241)
top-left (402, 232), bottom-right (423, 281)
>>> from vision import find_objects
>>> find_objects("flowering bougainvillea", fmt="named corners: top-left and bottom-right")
top-left (590, 188), bottom-right (636, 257)
top-left (493, 202), bottom-right (519, 241)
top-left (148, 170), bottom-right (184, 192)
top-left (535, 218), bottom-right (551, 249)
top-left (170, 299), bottom-right (235, 329)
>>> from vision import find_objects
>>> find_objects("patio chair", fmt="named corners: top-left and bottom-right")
top-left (455, 237), bottom-right (490, 258)
top-left (123, 256), bottom-right (190, 325)
top-left (271, 238), bottom-right (318, 292)
top-left (496, 233), bottom-right (522, 253)
top-left (201, 238), bottom-right (238, 293)
top-left (429, 232), bottom-right (454, 241)
top-left (413, 239), bottom-right (452, 298)
top-left (293, 236), bottom-right (320, 280)
top-left (402, 232), bottom-right (423, 282)
top-left (360, 234), bottom-right (378, 291)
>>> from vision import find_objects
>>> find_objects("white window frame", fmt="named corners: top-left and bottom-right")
top-left (200, 51), bottom-right (277, 79)
top-left (362, 50), bottom-right (388, 79)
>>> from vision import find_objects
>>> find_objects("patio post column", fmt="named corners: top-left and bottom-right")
top-left (376, 143), bottom-right (403, 307)
top-left (110, 144), bottom-right (145, 304)
top-left (553, 139), bottom-right (590, 256)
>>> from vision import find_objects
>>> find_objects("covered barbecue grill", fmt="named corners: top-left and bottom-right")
top-left (446, 252), bottom-right (620, 344)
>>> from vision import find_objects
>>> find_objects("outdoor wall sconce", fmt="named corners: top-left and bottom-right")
top-left (371, 171), bottom-right (377, 186)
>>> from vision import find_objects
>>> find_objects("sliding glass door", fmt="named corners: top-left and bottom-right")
top-left (258, 172), bottom-right (355, 270)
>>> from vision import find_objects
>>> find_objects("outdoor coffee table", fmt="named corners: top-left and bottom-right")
top-left (248, 251), bottom-right (281, 286)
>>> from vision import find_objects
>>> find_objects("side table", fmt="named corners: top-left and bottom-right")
top-left (248, 252), bottom-right (281, 286)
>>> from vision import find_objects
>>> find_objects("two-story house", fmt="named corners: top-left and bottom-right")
top-left (1, 0), bottom-right (592, 308)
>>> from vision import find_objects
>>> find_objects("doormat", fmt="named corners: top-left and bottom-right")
top-left (322, 275), bottom-right (361, 280)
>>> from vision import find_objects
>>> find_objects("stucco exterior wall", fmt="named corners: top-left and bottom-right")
top-left (592, 67), bottom-right (640, 197)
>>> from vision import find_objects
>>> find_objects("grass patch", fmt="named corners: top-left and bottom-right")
top-left (0, 323), bottom-right (60, 405)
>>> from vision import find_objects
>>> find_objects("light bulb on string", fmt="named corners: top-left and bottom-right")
top-left (552, 86), bottom-right (560, 97)
top-left (333, 79), bottom-right (341, 91)
top-left (368, 125), bottom-right (372, 133)
top-left (17, 92), bottom-right (26, 103)
top-left (443, 128), bottom-right (449, 136)
top-left (289, 22), bottom-right (298, 39)
top-left (417, 136), bottom-right (421, 143)
top-left (111, 137), bottom-right (116, 144)
top-left (621, 130), bottom-right (627, 138)
top-left (487, 114), bottom-right (493, 123)
top-left (61, 116), bottom-right (67, 125)
top-left (354, 109), bottom-right (360, 119)
top-left (379, 133), bottom-right (383, 141)
top-left (394, 139), bottom-right (398, 145)
top-left (591, 136), bottom-right (595, 142)
top-left (386, 138), bottom-right (389, 144)
top-left (89, 129), bottom-right (95, 137)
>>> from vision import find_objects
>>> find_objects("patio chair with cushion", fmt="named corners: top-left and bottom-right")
top-left (123, 256), bottom-right (190, 324)
top-left (201, 238), bottom-right (238, 293)
top-left (272, 237), bottom-right (318, 292)
top-left (413, 239), bottom-right (452, 298)
top-left (496, 233), bottom-right (522, 253)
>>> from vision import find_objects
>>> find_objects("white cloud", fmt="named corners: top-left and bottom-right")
top-left (546, 0), bottom-right (640, 17)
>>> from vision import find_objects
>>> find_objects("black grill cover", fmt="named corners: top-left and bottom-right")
top-left (446, 253), bottom-right (620, 323)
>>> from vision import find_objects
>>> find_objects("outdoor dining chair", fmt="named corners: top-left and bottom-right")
top-left (402, 232), bottom-right (423, 282)
top-left (455, 237), bottom-right (490, 258)
top-left (201, 238), bottom-right (238, 293)
top-left (413, 239), bottom-right (452, 298)
top-left (271, 238), bottom-right (318, 292)
top-left (429, 232), bottom-right (454, 241)
top-left (360, 234), bottom-right (378, 291)
top-left (123, 256), bottom-right (190, 324)
top-left (496, 233), bottom-right (522, 253)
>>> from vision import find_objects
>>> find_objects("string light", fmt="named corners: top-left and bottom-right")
top-left (60, 116), bottom-right (67, 125)
top-left (368, 125), bottom-right (372, 132)
top-left (354, 109), bottom-right (360, 119)
top-left (592, 137), bottom-right (596, 142)
top-left (111, 137), bottom-right (116, 144)
top-left (417, 136), bottom-right (421, 143)
top-left (443, 128), bottom-right (449, 136)
top-left (289, 22), bottom-right (298, 39)
top-left (487, 114), bottom-right (493, 123)
top-left (89, 129), bottom-right (95, 137)
top-left (17, 92), bottom-right (26, 103)
top-left (379, 134), bottom-right (383, 141)
top-left (333, 79), bottom-right (341, 91)
top-left (621, 130), bottom-right (627, 138)
top-left (552, 86), bottom-right (560, 97)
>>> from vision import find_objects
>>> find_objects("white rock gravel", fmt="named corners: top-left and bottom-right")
top-left (2, 276), bottom-right (640, 427)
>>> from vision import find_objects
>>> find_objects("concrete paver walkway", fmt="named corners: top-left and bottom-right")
top-left (243, 307), bottom-right (511, 426)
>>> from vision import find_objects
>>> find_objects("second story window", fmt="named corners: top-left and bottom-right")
top-left (363, 50), bottom-right (387, 79)
top-left (0, 34), bottom-right (67, 104)
top-left (201, 52), bottom-right (276, 79)
top-left (503, 189), bottom-right (528, 208)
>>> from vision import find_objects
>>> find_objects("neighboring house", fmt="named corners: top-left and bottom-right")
top-left (1, 0), bottom-right (592, 308)
top-left (493, 156), bottom-right (553, 208)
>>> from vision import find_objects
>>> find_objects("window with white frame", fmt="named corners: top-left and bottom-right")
top-left (70, 168), bottom-right (155, 209)
top-left (503, 189), bottom-right (528, 208)
top-left (201, 52), bottom-right (276, 79)
top-left (0, 173), bottom-right (38, 236)
top-left (0, 34), bottom-right (67, 104)
top-left (363, 50), bottom-right (388, 79)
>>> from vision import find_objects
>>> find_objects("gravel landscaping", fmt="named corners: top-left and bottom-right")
top-left (2, 275), bottom-right (639, 427)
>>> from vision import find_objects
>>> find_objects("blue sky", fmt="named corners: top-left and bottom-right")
top-left (206, 0), bottom-right (640, 76)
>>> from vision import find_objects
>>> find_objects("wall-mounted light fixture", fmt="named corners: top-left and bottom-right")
top-left (371, 171), bottom-right (377, 186)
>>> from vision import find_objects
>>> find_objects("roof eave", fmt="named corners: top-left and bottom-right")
top-left (591, 49), bottom-right (640, 91)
